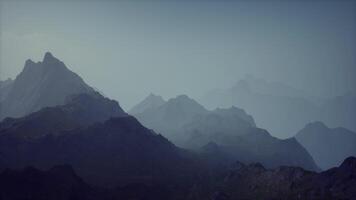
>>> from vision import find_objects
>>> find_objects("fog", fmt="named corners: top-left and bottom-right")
top-left (1, 0), bottom-right (356, 110)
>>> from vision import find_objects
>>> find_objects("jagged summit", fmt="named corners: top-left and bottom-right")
top-left (44, 51), bottom-right (54, 60)
top-left (24, 59), bottom-right (35, 66)
top-left (0, 52), bottom-right (95, 119)
top-left (42, 51), bottom-right (62, 65)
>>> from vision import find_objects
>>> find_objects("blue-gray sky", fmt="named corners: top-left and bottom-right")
top-left (1, 0), bottom-right (355, 109)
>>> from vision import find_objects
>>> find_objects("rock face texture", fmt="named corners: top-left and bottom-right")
top-left (209, 156), bottom-right (356, 200)
top-left (296, 121), bottom-right (356, 170)
top-left (0, 52), bottom-right (94, 120)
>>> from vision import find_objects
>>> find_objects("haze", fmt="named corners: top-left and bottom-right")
top-left (1, 0), bottom-right (356, 110)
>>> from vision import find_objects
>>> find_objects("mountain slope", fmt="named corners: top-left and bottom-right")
top-left (132, 95), bottom-right (319, 171)
top-left (208, 156), bottom-right (356, 200)
top-left (0, 165), bottom-right (100, 200)
top-left (181, 106), bottom-right (256, 148)
top-left (200, 77), bottom-right (319, 138)
top-left (0, 52), bottom-right (94, 120)
top-left (1, 157), bottom-right (354, 200)
top-left (319, 94), bottom-right (356, 133)
top-left (199, 128), bottom-right (319, 171)
top-left (0, 98), bottom-right (200, 188)
top-left (134, 95), bottom-right (209, 137)
top-left (0, 92), bottom-right (126, 139)
top-left (129, 93), bottom-right (166, 115)
top-left (295, 121), bottom-right (356, 170)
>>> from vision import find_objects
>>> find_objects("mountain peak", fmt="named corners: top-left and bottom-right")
top-left (304, 121), bottom-right (328, 130)
top-left (25, 59), bottom-right (35, 66)
top-left (340, 156), bottom-right (356, 169)
top-left (175, 94), bottom-right (190, 101)
top-left (42, 52), bottom-right (62, 65)
top-left (0, 52), bottom-right (95, 119)
top-left (43, 51), bottom-right (54, 60)
top-left (129, 93), bottom-right (166, 114)
top-left (146, 93), bottom-right (164, 101)
top-left (167, 95), bottom-right (207, 112)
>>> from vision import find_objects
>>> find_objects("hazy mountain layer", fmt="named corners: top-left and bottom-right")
top-left (132, 94), bottom-right (319, 171)
top-left (0, 52), bottom-right (95, 120)
top-left (199, 128), bottom-right (319, 171)
top-left (296, 121), bottom-right (356, 170)
top-left (200, 78), bottom-right (319, 138)
top-left (200, 76), bottom-right (356, 138)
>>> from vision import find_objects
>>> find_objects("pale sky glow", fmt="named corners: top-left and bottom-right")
top-left (1, 0), bottom-right (355, 109)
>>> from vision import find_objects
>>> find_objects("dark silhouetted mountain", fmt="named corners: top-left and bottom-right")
top-left (0, 165), bottom-right (100, 200)
top-left (0, 106), bottom-right (200, 189)
top-left (203, 156), bottom-right (356, 200)
top-left (0, 165), bottom-right (172, 200)
top-left (133, 95), bottom-right (319, 171)
top-left (295, 121), bottom-right (356, 170)
top-left (1, 157), bottom-right (355, 200)
top-left (129, 93), bottom-right (166, 115)
top-left (0, 52), bottom-right (95, 120)
top-left (0, 92), bottom-right (126, 139)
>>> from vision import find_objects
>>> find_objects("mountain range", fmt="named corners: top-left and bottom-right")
top-left (130, 94), bottom-right (319, 171)
top-left (1, 52), bottom-right (355, 199)
top-left (199, 75), bottom-right (356, 138)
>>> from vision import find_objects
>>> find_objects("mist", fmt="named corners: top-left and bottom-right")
top-left (1, 0), bottom-right (356, 110)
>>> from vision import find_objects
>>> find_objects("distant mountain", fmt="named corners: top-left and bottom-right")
top-left (0, 78), bottom-right (13, 102)
top-left (134, 95), bottom-right (209, 137)
top-left (132, 95), bottom-right (319, 171)
top-left (181, 106), bottom-right (256, 148)
top-left (206, 156), bottom-right (356, 200)
top-left (0, 52), bottom-right (95, 120)
top-left (200, 77), bottom-right (319, 138)
top-left (0, 92), bottom-right (126, 139)
top-left (199, 128), bottom-right (319, 171)
top-left (295, 121), bottom-right (356, 170)
top-left (129, 93), bottom-right (166, 115)
top-left (319, 94), bottom-right (356, 133)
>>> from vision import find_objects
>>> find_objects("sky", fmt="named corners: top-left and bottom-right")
top-left (1, 0), bottom-right (356, 110)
